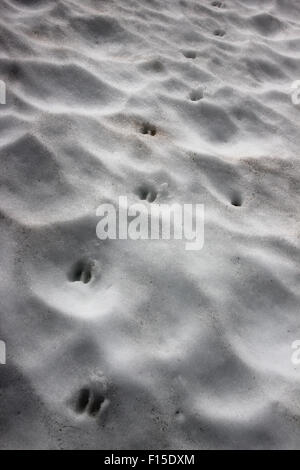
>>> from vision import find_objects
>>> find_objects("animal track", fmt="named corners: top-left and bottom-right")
top-left (141, 59), bottom-right (165, 73)
top-left (182, 50), bottom-right (197, 59)
top-left (136, 184), bottom-right (157, 203)
top-left (211, 1), bottom-right (225, 8)
top-left (74, 384), bottom-right (106, 417)
top-left (231, 192), bottom-right (242, 207)
top-left (189, 88), bottom-right (204, 102)
top-left (68, 259), bottom-right (93, 284)
top-left (76, 387), bottom-right (90, 413)
top-left (214, 29), bottom-right (226, 37)
top-left (140, 123), bottom-right (157, 136)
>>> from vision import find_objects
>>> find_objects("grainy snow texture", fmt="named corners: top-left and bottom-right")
top-left (0, 0), bottom-right (300, 450)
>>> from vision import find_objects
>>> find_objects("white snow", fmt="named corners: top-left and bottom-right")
top-left (0, 0), bottom-right (300, 449)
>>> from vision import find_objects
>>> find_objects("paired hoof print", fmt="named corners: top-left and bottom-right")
top-left (140, 123), bottom-right (157, 136)
top-left (211, 1), bottom-right (225, 8)
top-left (231, 192), bottom-right (242, 207)
top-left (189, 88), bottom-right (204, 102)
top-left (214, 29), bottom-right (226, 37)
top-left (68, 259), bottom-right (93, 284)
top-left (136, 184), bottom-right (157, 203)
top-left (73, 382), bottom-right (107, 418)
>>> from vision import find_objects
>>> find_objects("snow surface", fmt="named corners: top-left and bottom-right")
top-left (0, 0), bottom-right (300, 449)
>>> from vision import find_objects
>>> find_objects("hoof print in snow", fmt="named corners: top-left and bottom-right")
top-left (68, 259), bottom-right (93, 284)
top-left (72, 381), bottom-right (107, 418)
